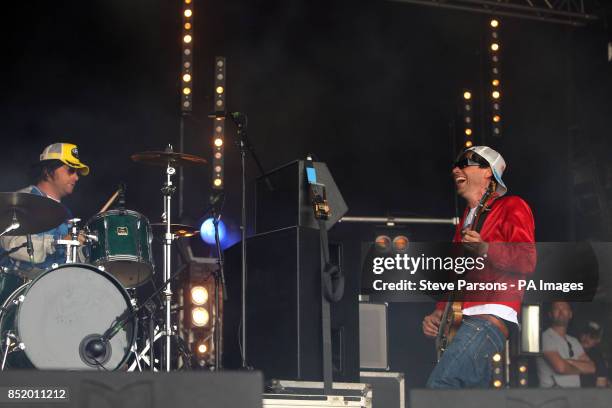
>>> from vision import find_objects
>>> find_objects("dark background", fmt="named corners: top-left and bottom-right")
top-left (1, 0), bottom-right (611, 388)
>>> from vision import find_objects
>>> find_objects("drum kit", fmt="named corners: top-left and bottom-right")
top-left (0, 147), bottom-right (209, 372)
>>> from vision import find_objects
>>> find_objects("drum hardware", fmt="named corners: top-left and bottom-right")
top-left (1, 332), bottom-right (25, 371)
top-left (0, 192), bottom-right (69, 236)
top-left (150, 223), bottom-right (199, 238)
top-left (56, 218), bottom-right (83, 264)
top-left (131, 145), bottom-right (207, 372)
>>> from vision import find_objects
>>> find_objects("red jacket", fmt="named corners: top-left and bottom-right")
top-left (436, 195), bottom-right (536, 314)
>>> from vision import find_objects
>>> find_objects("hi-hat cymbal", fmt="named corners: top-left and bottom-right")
top-left (0, 192), bottom-right (69, 235)
top-left (151, 223), bottom-right (199, 238)
top-left (131, 151), bottom-right (207, 167)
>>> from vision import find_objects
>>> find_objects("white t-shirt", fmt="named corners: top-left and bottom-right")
top-left (536, 327), bottom-right (585, 387)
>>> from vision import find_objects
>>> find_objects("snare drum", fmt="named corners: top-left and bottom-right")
top-left (0, 264), bottom-right (136, 370)
top-left (86, 209), bottom-right (154, 288)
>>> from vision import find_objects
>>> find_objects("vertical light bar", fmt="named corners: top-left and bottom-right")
top-left (489, 18), bottom-right (502, 137)
top-left (181, 0), bottom-right (194, 113)
top-left (462, 89), bottom-right (474, 148)
top-left (212, 57), bottom-right (226, 190)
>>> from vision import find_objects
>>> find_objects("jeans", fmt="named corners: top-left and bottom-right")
top-left (426, 316), bottom-right (506, 388)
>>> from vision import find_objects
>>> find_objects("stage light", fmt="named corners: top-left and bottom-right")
top-left (200, 217), bottom-right (227, 245)
top-left (393, 235), bottom-right (409, 252)
top-left (192, 307), bottom-right (209, 327)
top-left (493, 115), bottom-right (501, 122)
top-left (493, 380), bottom-right (503, 388)
top-left (211, 57), bottom-right (226, 190)
top-left (492, 79), bottom-right (499, 87)
top-left (191, 286), bottom-right (209, 305)
top-left (375, 235), bottom-right (391, 252)
top-left (492, 353), bottom-right (502, 362)
top-left (197, 343), bottom-right (207, 354)
top-left (461, 88), bottom-right (474, 146)
top-left (490, 19), bottom-right (499, 28)
top-left (491, 43), bottom-right (499, 51)
top-left (519, 365), bottom-right (527, 373)
top-left (464, 140), bottom-right (473, 148)
top-left (180, 0), bottom-right (193, 113)
top-left (185, 0), bottom-right (192, 4)
top-left (492, 91), bottom-right (500, 99)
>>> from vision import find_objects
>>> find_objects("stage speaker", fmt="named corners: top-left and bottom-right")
top-left (410, 388), bottom-right (612, 408)
top-left (223, 226), bottom-right (359, 383)
top-left (359, 302), bottom-right (389, 370)
top-left (255, 160), bottom-right (348, 234)
top-left (0, 370), bottom-right (262, 408)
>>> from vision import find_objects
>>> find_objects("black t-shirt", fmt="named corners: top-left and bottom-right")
top-left (580, 347), bottom-right (608, 387)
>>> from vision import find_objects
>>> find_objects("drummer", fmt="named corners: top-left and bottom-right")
top-left (0, 142), bottom-right (89, 271)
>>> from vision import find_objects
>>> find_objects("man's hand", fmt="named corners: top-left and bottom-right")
top-left (461, 230), bottom-right (489, 256)
top-left (423, 309), bottom-right (443, 338)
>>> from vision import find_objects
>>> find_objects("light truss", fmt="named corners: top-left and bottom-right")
top-left (390, 0), bottom-right (600, 26)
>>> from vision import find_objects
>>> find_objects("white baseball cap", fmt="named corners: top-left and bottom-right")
top-left (465, 146), bottom-right (507, 196)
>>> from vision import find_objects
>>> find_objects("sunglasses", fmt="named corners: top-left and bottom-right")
top-left (453, 153), bottom-right (488, 170)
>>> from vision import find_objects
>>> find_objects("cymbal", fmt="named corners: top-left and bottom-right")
top-left (151, 223), bottom-right (199, 238)
top-left (0, 192), bottom-right (69, 235)
top-left (131, 151), bottom-right (207, 167)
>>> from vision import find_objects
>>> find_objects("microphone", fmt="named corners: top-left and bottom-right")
top-left (79, 334), bottom-right (111, 367)
top-left (26, 235), bottom-right (34, 263)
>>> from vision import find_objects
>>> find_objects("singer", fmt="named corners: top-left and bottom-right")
top-left (0, 143), bottom-right (90, 271)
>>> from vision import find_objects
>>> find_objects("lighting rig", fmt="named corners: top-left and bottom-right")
top-left (489, 18), bottom-right (502, 138)
top-left (462, 89), bottom-right (474, 148)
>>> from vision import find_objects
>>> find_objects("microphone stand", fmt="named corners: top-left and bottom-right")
top-left (227, 112), bottom-right (272, 370)
top-left (211, 206), bottom-right (227, 371)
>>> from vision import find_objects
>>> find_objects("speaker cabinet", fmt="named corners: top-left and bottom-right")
top-left (223, 226), bottom-right (358, 382)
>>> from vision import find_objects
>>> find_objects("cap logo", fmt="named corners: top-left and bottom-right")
top-left (71, 147), bottom-right (79, 159)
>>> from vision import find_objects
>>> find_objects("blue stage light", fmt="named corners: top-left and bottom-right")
top-left (200, 217), bottom-right (227, 245)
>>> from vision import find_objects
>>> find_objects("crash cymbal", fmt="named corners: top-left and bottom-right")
top-left (0, 192), bottom-right (69, 235)
top-left (131, 151), bottom-right (207, 167)
top-left (151, 223), bottom-right (199, 238)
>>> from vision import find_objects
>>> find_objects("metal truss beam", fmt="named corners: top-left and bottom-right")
top-left (390, 0), bottom-right (600, 27)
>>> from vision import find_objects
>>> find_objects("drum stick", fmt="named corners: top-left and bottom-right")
top-left (98, 190), bottom-right (120, 213)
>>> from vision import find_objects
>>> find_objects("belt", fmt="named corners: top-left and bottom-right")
top-left (471, 314), bottom-right (509, 339)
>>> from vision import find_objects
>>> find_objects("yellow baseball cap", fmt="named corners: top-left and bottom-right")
top-left (40, 143), bottom-right (90, 176)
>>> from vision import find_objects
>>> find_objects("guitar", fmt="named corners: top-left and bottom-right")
top-left (434, 182), bottom-right (496, 361)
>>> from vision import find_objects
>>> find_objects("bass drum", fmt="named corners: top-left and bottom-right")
top-left (0, 264), bottom-right (136, 370)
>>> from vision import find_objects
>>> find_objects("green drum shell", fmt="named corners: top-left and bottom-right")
top-left (86, 209), bottom-right (154, 288)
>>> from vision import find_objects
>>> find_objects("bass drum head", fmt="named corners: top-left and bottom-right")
top-left (16, 264), bottom-right (135, 370)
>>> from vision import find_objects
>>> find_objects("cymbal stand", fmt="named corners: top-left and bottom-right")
top-left (0, 212), bottom-right (20, 237)
top-left (57, 218), bottom-right (81, 263)
top-left (161, 156), bottom-right (177, 372)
